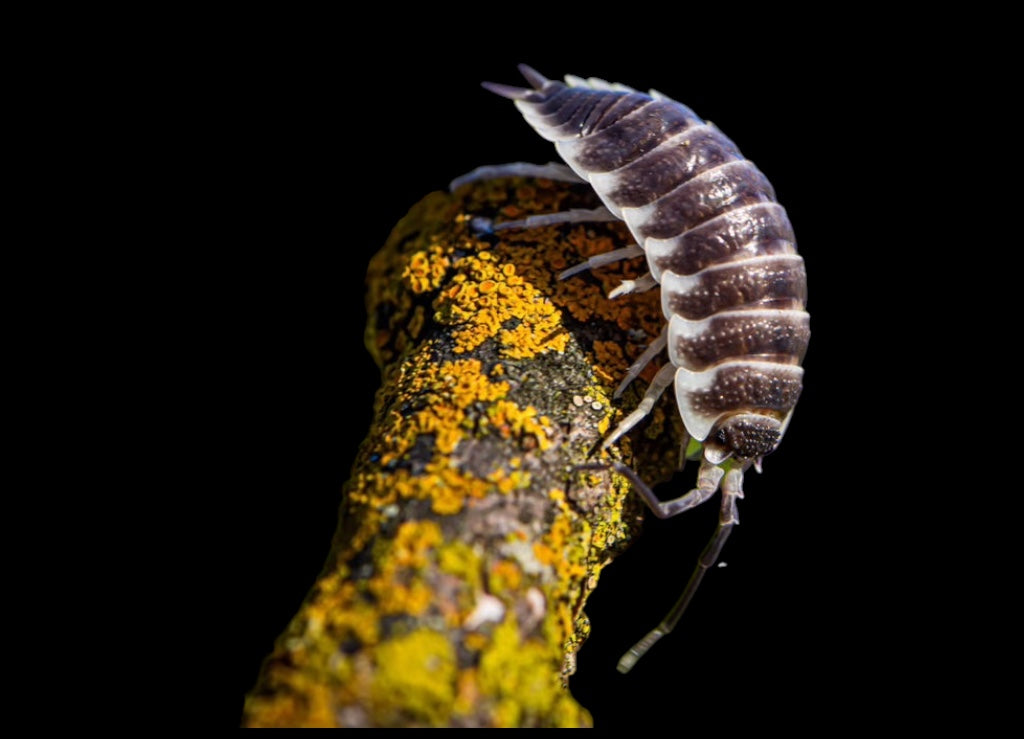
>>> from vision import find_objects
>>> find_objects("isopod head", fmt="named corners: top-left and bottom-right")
top-left (704, 413), bottom-right (783, 463)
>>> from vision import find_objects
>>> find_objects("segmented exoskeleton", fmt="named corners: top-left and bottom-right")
top-left (455, 65), bottom-right (809, 672)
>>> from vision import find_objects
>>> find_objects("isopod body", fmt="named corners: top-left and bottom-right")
top-left (477, 65), bottom-right (810, 672)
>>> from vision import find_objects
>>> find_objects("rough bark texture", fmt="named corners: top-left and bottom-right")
top-left (241, 175), bottom-right (684, 727)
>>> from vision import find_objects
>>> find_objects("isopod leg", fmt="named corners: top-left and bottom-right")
top-left (617, 466), bottom-right (746, 673)
top-left (495, 206), bottom-right (620, 232)
top-left (608, 272), bottom-right (658, 298)
top-left (580, 457), bottom-right (725, 520)
top-left (614, 327), bottom-right (667, 399)
top-left (448, 161), bottom-right (584, 191)
top-left (601, 363), bottom-right (675, 450)
top-left (677, 428), bottom-right (693, 471)
top-left (558, 244), bottom-right (645, 280)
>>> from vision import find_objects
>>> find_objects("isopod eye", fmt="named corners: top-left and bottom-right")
top-left (713, 414), bottom-right (782, 460)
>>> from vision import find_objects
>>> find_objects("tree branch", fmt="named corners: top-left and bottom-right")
top-left (242, 175), bottom-right (684, 727)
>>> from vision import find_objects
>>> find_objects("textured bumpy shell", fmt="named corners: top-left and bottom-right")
top-left (488, 67), bottom-right (809, 451)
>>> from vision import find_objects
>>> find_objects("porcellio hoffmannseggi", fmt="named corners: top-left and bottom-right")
top-left (453, 65), bottom-right (809, 672)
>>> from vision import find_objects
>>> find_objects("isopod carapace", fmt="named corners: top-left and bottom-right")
top-left (472, 65), bottom-right (809, 671)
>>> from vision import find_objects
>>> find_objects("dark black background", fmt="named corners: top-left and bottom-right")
top-left (178, 17), bottom-right (951, 729)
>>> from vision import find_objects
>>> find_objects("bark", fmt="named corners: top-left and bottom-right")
top-left (242, 174), bottom-right (685, 727)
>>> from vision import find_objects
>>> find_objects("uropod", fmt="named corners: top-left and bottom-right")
top-left (453, 65), bottom-right (809, 672)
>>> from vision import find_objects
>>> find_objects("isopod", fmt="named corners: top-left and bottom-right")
top-left (456, 65), bottom-right (809, 672)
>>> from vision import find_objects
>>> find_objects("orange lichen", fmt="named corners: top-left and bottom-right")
top-left (532, 541), bottom-right (558, 567)
top-left (370, 176), bottom-right (663, 381)
top-left (376, 353), bottom-right (511, 467)
top-left (342, 333), bottom-right (563, 525)
top-left (488, 559), bottom-right (523, 594)
top-left (300, 577), bottom-right (381, 649)
top-left (389, 520), bottom-right (443, 568)
top-left (403, 245), bottom-right (452, 294)
top-left (486, 400), bottom-right (552, 451)
top-left (366, 521), bottom-right (443, 617)
top-left (591, 340), bottom-right (628, 386)
top-left (487, 467), bottom-right (531, 494)
top-left (388, 464), bottom-right (486, 515)
top-left (432, 250), bottom-right (569, 359)
top-left (440, 358), bottom-right (509, 408)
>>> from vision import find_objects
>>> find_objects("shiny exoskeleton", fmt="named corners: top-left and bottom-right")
top-left (461, 65), bottom-right (809, 672)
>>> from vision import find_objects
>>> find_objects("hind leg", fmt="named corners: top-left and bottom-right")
top-left (576, 456), bottom-right (726, 520)
top-left (573, 453), bottom-right (749, 672)
top-left (601, 363), bottom-right (676, 450)
top-left (614, 327), bottom-right (667, 399)
top-left (615, 466), bottom-right (746, 672)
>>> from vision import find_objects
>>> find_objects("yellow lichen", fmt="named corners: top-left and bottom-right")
top-left (367, 520), bottom-right (444, 617)
top-left (478, 618), bottom-right (564, 726)
top-left (432, 250), bottom-right (569, 359)
top-left (437, 540), bottom-right (482, 585)
top-left (391, 520), bottom-right (443, 568)
top-left (376, 352), bottom-right (511, 467)
top-left (403, 245), bottom-right (452, 294)
top-left (388, 464), bottom-right (487, 516)
top-left (486, 467), bottom-right (531, 494)
top-left (370, 629), bottom-right (457, 726)
top-left (302, 579), bottom-right (380, 649)
top-left (440, 358), bottom-right (509, 409)
top-left (486, 400), bottom-right (552, 451)
top-left (488, 559), bottom-right (523, 594)
top-left (532, 541), bottom-right (558, 567)
top-left (371, 577), bottom-right (434, 616)
top-left (362, 340), bottom-right (555, 480)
